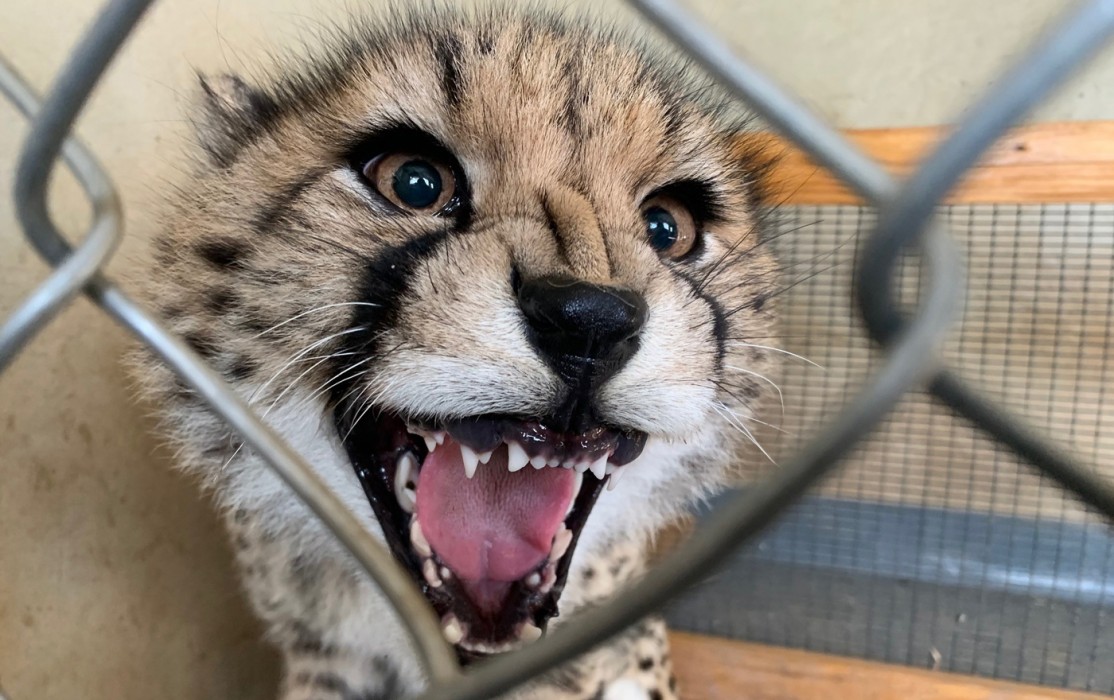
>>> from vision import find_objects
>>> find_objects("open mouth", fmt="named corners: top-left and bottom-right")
top-left (337, 410), bottom-right (647, 661)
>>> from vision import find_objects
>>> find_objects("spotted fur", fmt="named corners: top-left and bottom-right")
top-left (131, 6), bottom-right (777, 698)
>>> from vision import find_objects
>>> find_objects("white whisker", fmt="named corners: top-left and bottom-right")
top-left (249, 302), bottom-right (380, 339)
top-left (725, 365), bottom-right (785, 415)
top-left (712, 402), bottom-right (776, 464)
top-left (727, 341), bottom-right (824, 369)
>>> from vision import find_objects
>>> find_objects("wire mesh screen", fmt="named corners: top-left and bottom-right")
top-left (668, 203), bottom-right (1114, 692)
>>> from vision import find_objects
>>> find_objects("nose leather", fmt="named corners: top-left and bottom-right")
top-left (517, 274), bottom-right (648, 403)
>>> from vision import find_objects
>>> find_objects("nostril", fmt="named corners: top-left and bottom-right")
top-left (516, 275), bottom-right (648, 363)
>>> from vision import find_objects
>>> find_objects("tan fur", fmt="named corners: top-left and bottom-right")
top-left (132, 7), bottom-right (778, 699)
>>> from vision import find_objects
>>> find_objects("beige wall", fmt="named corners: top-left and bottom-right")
top-left (3, 1), bottom-right (1114, 698)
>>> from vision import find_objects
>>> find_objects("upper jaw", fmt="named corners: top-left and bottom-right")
top-left (335, 407), bottom-right (647, 660)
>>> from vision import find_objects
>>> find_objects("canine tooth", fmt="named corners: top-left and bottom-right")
top-left (507, 442), bottom-right (530, 472)
top-left (520, 622), bottom-right (543, 642)
top-left (477, 449), bottom-right (493, 464)
top-left (607, 466), bottom-right (626, 491)
top-left (439, 566), bottom-right (452, 581)
top-left (410, 520), bottom-right (432, 558)
top-left (551, 525), bottom-right (573, 561)
top-left (460, 445), bottom-right (479, 479)
top-left (423, 559), bottom-right (442, 588)
top-left (605, 463), bottom-right (616, 475)
top-left (567, 472), bottom-right (584, 516)
top-left (394, 453), bottom-right (418, 512)
top-left (423, 435), bottom-right (438, 453)
top-left (441, 615), bottom-right (464, 645)
top-left (530, 455), bottom-right (548, 469)
top-left (433, 430), bottom-right (447, 445)
top-left (525, 572), bottom-right (542, 588)
top-left (589, 454), bottom-right (608, 480)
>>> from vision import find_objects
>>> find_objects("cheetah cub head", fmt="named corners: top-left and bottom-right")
top-left (139, 8), bottom-right (777, 661)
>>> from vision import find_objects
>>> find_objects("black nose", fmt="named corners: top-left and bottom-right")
top-left (517, 275), bottom-right (648, 393)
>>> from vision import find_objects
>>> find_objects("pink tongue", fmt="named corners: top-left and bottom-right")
top-left (415, 438), bottom-right (575, 610)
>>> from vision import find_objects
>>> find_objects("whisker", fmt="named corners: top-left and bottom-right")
top-left (250, 303), bottom-right (379, 339)
top-left (726, 341), bottom-right (824, 369)
top-left (724, 364), bottom-right (785, 415)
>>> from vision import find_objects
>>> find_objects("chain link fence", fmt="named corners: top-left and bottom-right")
top-left (3, 0), bottom-right (1114, 697)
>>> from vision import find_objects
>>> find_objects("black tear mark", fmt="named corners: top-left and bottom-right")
top-left (673, 269), bottom-right (728, 371)
top-left (329, 229), bottom-right (451, 412)
top-left (196, 237), bottom-right (247, 270)
top-left (435, 33), bottom-right (465, 108)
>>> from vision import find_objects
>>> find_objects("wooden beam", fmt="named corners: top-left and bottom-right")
top-left (745, 121), bottom-right (1114, 204)
top-left (670, 632), bottom-right (1107, 700)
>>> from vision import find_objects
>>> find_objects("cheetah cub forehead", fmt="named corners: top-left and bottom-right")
top-left (142, 7), bottom-right (777, 662)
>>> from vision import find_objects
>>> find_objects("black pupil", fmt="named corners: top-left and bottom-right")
top-left (392, 160), bottom-right (442, 208)
top-left (644, 206), bottom-right (678, 251)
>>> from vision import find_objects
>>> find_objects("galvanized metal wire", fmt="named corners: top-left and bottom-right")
top-left (3, 0), bottom-right (1114, 698)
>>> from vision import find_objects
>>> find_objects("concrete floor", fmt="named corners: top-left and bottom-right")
top-left (3, 1), bottom-right (1114, 698)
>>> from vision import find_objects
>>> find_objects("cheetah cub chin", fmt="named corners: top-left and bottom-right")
top-left (134, 6), bottom-right (778, 699)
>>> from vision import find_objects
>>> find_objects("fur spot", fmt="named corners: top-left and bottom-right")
top-left (649, 691), bottom-right (663, 700)
top-left (205, 287), bottom-right (240, 314)
top-left (228, 355), bottom-right (259, 380)
top-left (196, 238), bottom-right (247, 270)
top-left (435, 33), bottom-right (465, 107)
top-left (183, 331), bottom-right (219, 359)
top-left (638, 657), bottom-right (654, 671)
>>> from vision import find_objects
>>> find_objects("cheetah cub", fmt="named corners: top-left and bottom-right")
top-left (135, 7), bottom-right (777, 699)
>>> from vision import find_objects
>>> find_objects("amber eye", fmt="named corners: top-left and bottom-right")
top-left (364, 152), bottom-right (456, 213)
top-left (640, 195), bottom-right (698, 260)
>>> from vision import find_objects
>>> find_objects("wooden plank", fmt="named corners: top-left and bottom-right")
top-left (670, 632), bottom-right (1107, 700)
top-left (744, 121), bottom-right (1114, 204)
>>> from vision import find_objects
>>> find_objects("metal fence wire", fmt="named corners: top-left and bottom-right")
top-left (3, 0), bottom-right (1114, 698)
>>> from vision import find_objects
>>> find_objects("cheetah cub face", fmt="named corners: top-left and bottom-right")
top-left (138, 8), bottom-right (776, 667)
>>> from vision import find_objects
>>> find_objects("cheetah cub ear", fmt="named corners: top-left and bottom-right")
top-left (192, 73), bottom-right (275, 166)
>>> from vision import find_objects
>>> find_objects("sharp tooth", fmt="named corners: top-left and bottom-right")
top-left (423, 559), bottom-right (442, 588)
top-left (507, 441), bottom-right (530, 472)
top-left (394, 453), bottom-right (418, 512)
top-left (477, 449), bottom-right (493, 464)
top-left (423, 435), bottom-right (437, 453)
top-left (607, 465), bottom-right (626, 491)
top-left (520, 622), bottom-right (543, 642)
top-left (547, 456), bottom-right (561, 467)
top-left (574, 460), bottom-right (590, 473)
top-left (525, 572), bottom-right (542, 588)
top-left (589, 454), bottom-right (608, 480)
top-left (567, 472), bottom-right (584, 516)
top-left (460, 445), bottom-right (479, 479)
top-left (605, 462), bottom-right (616, 475)
top-left (410, 520), bottom-right (432, 558)
top-left (433, 430), bottom-right (447, 445)
top-left (530, 455), bottom-right (548, 469)
top-left (439, 565), bottom-right (452, 581)
top-left (551, 525), bottom-right (573, 561)
top-left (441, 615), bottom-right (464, 645)
top-left (540, 565), bottom-right (557, 592)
